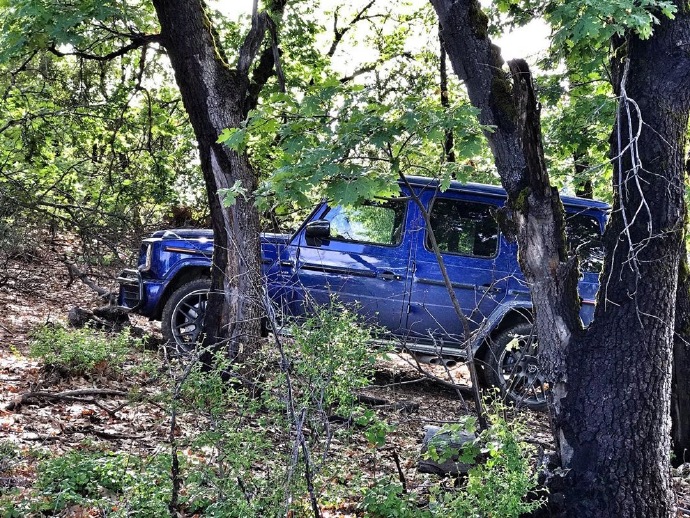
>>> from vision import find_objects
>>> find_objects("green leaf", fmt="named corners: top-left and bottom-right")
top-left (218, 180), bottom-right (247, 207)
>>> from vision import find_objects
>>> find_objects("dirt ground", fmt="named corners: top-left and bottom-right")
top-left (1, 235), bottom-right (689, 516)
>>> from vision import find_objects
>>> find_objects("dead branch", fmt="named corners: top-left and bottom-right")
top-left (61, 257), bottom-right (112, 299)
top-left (63, 425), bottom-right (144, 441)
top-left (5, 388), bottom-right (129, 411)
top-left (357, 393), bottom-right (419, 413)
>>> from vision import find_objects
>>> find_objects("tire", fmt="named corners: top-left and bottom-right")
top-left (161, 278), bottom-right (211, 355)
top-left (480, 322), bottom-right (548, 411)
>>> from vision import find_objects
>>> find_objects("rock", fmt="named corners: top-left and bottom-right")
top-left (417, 425), bottom-right (476, 476)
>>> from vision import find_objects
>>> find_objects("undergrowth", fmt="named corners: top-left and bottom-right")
top-left (4, 303), bottom-right (543, 516)
top-left (29, 325), bottom-right (141, 377)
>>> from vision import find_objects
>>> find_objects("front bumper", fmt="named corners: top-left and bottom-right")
top-left (116, 269), bottom-right (143, 311)
top-left (116, 269), bottom-right (168, 319)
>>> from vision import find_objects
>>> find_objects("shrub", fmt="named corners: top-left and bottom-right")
top-left (359, 400), bottom-right (544, 518)
top-left (4, 450), bottom-right (171, 516)
top-left (29, 325), bottom-right (139, 376)
top-left (169, 299), bottom-right (383, 516)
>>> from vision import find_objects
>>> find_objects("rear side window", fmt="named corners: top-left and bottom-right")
top-left (566, 213), bottom-right (604, 272)
top-left (427, 199), bottom-right (499, 258)
top-left (324, 201), bottom-right (406, 246)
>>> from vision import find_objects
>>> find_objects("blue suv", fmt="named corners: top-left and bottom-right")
top-left (118, 176), bottom-right (608, 408)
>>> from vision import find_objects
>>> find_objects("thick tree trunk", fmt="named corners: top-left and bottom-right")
top-left (430, 0), bottom-right (690, 515)
top-left (673, 154), bottom-right (690, 465)
top-left (152, 0), bottom-right (264, 360)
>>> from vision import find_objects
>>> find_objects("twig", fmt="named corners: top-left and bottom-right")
top-left (357, 394), bottom-right (419, 413)
top-left (168, 351), bottom-right (199, 515)
top-left (389, 448), bottom-right (407, 492)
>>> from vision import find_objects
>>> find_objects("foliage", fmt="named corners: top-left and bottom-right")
top-left (360, 479), bottom-right (429, 518)
top-left (3, 450), bottom-right (171, 516)
top-left (29, 325), bottom-right (140, 376)
top-left (167, 300), bottom-right (382, 516)
top-left (538, 73), bottom-right (616, 199)
top-left (287, 299), bottom-right (379, 414)
top-left (430, 401), bottom-right (543, 517)
top-left (0, 2), bottom-right (202, 263)
top-left (359, 399), bottom-right (543, 518)
top-left (545, 0), bottom-right (676, 69)
top-left (220, 82), bottom-right (491, 210)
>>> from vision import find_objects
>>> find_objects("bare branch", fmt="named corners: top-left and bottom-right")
top-left (47, 33), bottom-right (161, 62)
top-left (327, 0), bottom-right (377, 57)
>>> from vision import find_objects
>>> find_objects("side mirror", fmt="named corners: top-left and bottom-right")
top-left (305, 220), bottom-right (330, 245)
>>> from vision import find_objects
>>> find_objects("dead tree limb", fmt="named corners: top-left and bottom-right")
top-left (61, 257), bottom-right (112, 299)
top-left (5, 388), bottom-right (130, 411)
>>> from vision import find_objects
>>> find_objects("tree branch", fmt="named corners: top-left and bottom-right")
top-left (245, 0), bottom-right (288, 113)
top-left (327, 0), bottom-right (377, 57)
top-left (47, 33), bottom-right (161, 62)
top-left (237, 12), bottom-right (271, 78)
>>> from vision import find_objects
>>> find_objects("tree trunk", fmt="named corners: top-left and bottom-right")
top-left (152, 0), bottom-right (265, 360)
top-left (430, 0), bottom-right (690, 514)
top-left (673, 240), bottom-right (690, 465)
top-left (672, 153), bottom-right (690, 465)
top-left (428, 1), bottom-right (582, 393)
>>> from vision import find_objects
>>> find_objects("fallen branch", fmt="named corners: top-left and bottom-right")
top-left (357, 394), bottom-right (419, 413)
top-left (5, 388), bottom-right (129, 411)
top-left (61, 257), bottom-right (112, 299)
top-left (64, 425), bottom-right (144, 441)
top-left (373, 364), bottom-right (476, 398)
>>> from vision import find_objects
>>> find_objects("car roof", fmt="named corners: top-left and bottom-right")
top-left (401, 175), bottom-right (610, 211)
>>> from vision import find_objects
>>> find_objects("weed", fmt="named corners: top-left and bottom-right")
top-left (4, 450), bottom-right (172, 516)
top-left (29, 325), bottom-right (141, 377)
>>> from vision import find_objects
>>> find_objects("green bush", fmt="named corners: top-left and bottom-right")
top-left (169, 300), bottom-right (383, 517)
top-left (287, 300), bottom-right (381, 415)
top-left (431, 400), bottom-right (543, 517)
top-left (360, 480), bottom-right (429, 518)
top-left (359, 400), bottom-right (544, 518)
top-left (29, 325), bottom-right (139, 376)
top-left (5, 450), bottom-right (171, 516)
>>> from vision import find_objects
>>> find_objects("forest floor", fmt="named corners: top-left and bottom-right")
top-left (1, 234), bottom-right (689, 516)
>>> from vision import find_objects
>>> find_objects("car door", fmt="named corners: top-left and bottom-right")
top-left (406, 192), bottom-right (508, 350)
top-left (293, 200), bottom-right (412, 334)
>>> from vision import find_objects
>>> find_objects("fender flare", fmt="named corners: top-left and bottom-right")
top-left (470, 300), bottom-right (533, 352)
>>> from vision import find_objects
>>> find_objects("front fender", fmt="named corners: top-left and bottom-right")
top-left (471, 300), bottom-right (533, 352)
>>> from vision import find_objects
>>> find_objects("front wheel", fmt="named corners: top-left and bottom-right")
top-left (480, 322), bottom-right (548, 411)
top-left (161, 278), bottom-right (211, 354)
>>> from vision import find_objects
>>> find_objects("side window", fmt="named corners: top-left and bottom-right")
top-left (324, 201), bottom-right (406, 246)
top-left (566, 214), bottom-right (604, 272)
top-left (428, 199), bottom-right (499, 258)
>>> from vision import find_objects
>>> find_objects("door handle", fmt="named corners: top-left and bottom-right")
top-left (379, 271), bottom-right (402, 281)
top-left (479, 283), bottom-right (502, 294)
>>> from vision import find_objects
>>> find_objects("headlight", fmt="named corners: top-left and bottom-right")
top-left (138, 243), bottom-right (153, 272)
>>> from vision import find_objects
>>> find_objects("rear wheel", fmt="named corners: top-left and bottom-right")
top-left (161, 278), bottom-right (210, 355)
top-left (481, 322), bottom-right (548, 411)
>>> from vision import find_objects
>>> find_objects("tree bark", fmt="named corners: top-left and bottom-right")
top-left (673, 237), bottom-right (690, 465)
top-left (672, 153), bottom-right (690, 465)
top-left (430, 0), bottom-right (690, 515)
top-left (152, 0), bottom-right (268, 361)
